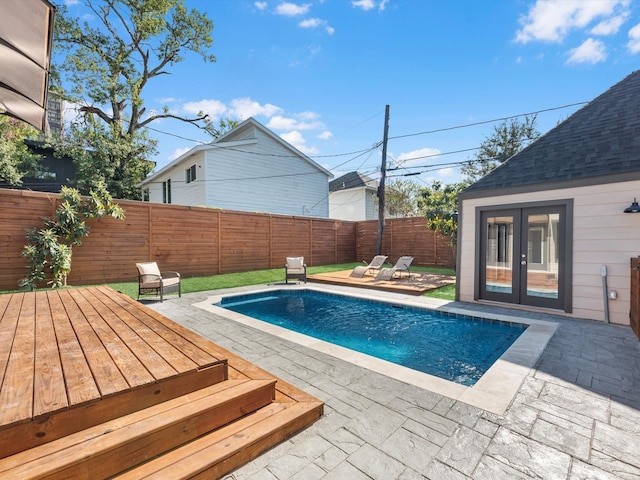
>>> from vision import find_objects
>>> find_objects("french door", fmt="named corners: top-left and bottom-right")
top-left (478, 201), bottom-right (571, 311)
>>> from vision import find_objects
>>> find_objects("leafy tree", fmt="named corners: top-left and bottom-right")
top-left (417, 181), bottom-right (468, 270)
top-left (385, 178), bottom-right (420, 217)
top-left (51, 0), bottom-right (217, 198)
top-left (54, 116), bottom-right (156, 199)
top-left (461, 115), bottom-right (541, 183)
top-left (206, 117), bottom-right (240, 139)
top-left (21, 183), bottom-right (125, 290)
top-left (0, 116), bottom-right (42, 185)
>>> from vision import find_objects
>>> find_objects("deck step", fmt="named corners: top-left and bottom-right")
top-left (0, 362), bottom-right (228, 460)
top-left (0, 379), bottom-right (276, 480)
top-left (114, 400), bottom-right (325, 479)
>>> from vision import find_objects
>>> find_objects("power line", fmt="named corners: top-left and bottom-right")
top-left (387, 101), bottom-right (587, 141)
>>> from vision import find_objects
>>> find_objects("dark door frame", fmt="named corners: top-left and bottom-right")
top-left (474, 199), bottom-right (573, 313)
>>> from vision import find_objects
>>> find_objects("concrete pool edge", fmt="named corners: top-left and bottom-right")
top-left (192, 283), bottom-right (559, 415)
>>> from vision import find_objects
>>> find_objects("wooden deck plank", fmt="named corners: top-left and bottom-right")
top-left (0, 380), bottom-right (276, 480)
top-left (66, 289), bottom-right (156, 389)
top-left (0, 294), bottom-right (12, 324)
top-left (84, 287), bottom-right (200, 376)
top-left (117, 402), bottom-right (324, 480)
top-left (32, 292), bottom-right (68, 418)
top-left (114, 403), bottom-right (291, 479)
top-left (0, 363), bottom-right (228, 460)
top-left (56, 290), bottom-right (130, 398)
top-left (0, 293), bottom-right (35, 427)
top-left (97, 287), bottom-right (224, 368)
top-left (0, 294), bottom-right (23, 406)
top-left (46, 290), bottom-right (101, 407)
top-left (77, 288), bottom-right (180, 380)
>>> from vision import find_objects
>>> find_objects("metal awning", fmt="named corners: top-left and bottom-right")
top-left (0, 0), bottom-right (55, 131)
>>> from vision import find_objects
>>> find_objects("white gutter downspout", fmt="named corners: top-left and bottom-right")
top-left (601, 265), bottom-right (610, 324)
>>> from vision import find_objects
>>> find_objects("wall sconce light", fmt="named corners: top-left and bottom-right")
top-left (624, 198), bottom-right (640, 213)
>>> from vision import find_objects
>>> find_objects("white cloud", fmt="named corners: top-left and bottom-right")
top-left (515, 0), bottom-right (630, 44)
top-left (266, 115), bottom-right (298, 130)
top-left (276, 2), bottom-right (311, 16)
top-left (299, 18), bottom-right (321, 28)
top-left (254, 1), bottom-right (268, 10)
top-left (157, 97), bottom-right (179, 104)
top-left (591, 12), bottom-right (628, 35)
top-left (352, 0), bottom-right (388, 13)
top-left (299, 17), bottom-right (335, 34)
top-left (168, 147), bottom-right (192, 161)
top-left (318, 130), bottom-right (333, 140)
top-left (352, 0), bottom-right (375, 11)
top-left (566, 38), bottom-right (607, 64)
top-left (628, 23), bottom-right (640, 53)
top-left (436, 167), bottom-right (454, 178)
top-left (64, 0), bottom-right (79, 5)
top-left (395, 147), bottom-right (441, 168)
top-left (229, 97), bottom-right (282, 119)
top-left (267, 114), bottom-right (322, 131)
top-left (280, 130), bottom-right (318, 155)
top-left (182, 99), bottom-right (227, 118)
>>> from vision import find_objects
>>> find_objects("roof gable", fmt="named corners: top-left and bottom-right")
top-left (329, 171), bottom-right (378, 192)
top-left (139, 117), bottom-right (332, 186)
top-left (462, 70), bottom-right (640, 196)
top-left (214, 117), bottom-right (333, 177)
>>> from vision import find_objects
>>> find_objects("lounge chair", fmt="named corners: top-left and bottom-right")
top-left (136, 262), bottom-right (181, 301)
top-left (350, 255), bottom-right (388, 278)
top-left (376, 256), bottom-right (414, 281)
top-left (285, 257), bottom-right (307, 283)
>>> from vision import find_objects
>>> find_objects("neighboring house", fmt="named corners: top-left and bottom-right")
top-left (457, 70), bottom-right (640, 326)
top-left (329, 171), bottom-right (379, 221)
top-left (138, 118), bottom-right (333, 217)
top-left (0, 140), bottom-right (76, 193)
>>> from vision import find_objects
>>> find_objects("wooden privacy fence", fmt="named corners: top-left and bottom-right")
top-left (355, 217), bottom-right (455, 269)
top-left (0, 189), bottom-right (454, 290)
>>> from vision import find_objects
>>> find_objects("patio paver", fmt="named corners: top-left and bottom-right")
top-left (146, 285), bottom-right (640, 479)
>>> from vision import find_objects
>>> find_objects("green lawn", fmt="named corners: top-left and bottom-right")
top-left (108, 263), bottom-right (456, 301)
top-left (2, 263), bottom-right (456, 300)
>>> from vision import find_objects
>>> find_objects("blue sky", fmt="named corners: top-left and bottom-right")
top-left (61, 0), bottom-right (640, 186)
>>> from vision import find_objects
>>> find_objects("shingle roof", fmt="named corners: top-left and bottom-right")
top-left (329, 171), bottom-right (378, 192)
top-left (461, 70), bottom-right (640, 197)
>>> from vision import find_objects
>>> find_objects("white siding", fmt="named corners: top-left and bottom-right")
top-left (204, 128), bottom-right (329, 217)
top-left (330, 188), bottom-right (364, 220)
top-left (146, 152), bottom-right (207, 206)
top-left (329, 187), bottom-right (378, 221)
top-left (458, 179), bottom-right (640, 326)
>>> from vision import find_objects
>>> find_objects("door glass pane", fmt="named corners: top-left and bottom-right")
top-left (526, 213), bottom-right (559, 299)
top-left (485, 215), bottom-right (514, 294)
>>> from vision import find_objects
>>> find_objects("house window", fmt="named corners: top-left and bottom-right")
top-left (142, 188), bottom-right (150, 202)
top-left (185, 164), bottom-right (196, 184)
top-left (162, 179), bottom-right (171, 204)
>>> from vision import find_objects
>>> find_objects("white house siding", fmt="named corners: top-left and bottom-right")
top-left (146, 151), bottom-right (207, 206)
top-left (204, 129), bottom-right (329, 217)
top-left (329, 187), bottom-right (378, 221)
top-left (458, 179), bottom-right (640, 326)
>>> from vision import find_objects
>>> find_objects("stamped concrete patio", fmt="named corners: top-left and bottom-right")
top-left (146, 284), bottom-right (640, 480)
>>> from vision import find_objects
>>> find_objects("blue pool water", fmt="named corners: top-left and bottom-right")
top-left (217, 290), bottom-right (526, 386)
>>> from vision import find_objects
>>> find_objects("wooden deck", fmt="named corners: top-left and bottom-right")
top-left (0, 286), bottom-right (323, 479)
top-left (308, 269), bottom-right (455, 295)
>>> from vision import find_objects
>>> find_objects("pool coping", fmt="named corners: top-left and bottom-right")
top-left (193, 283), bottom-right (559, 415)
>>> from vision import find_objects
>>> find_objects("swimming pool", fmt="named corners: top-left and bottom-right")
top-left (216, 289), bottom-right (526, 386)
top-left (196, 285), bottom-right (557, 414)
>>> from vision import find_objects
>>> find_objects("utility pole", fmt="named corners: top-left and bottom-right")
top-left (376, 105), bottom-right (390, 255)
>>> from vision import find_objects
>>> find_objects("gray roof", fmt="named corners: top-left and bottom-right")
top-left (461, 70), bottom-right (640, 198)
top-left (329, 171), bottom-right (378, 192)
